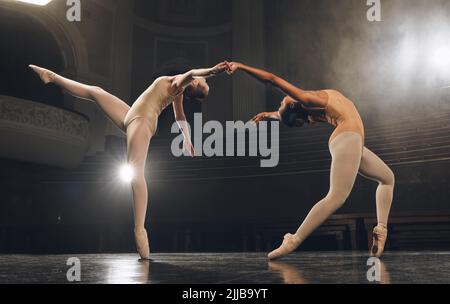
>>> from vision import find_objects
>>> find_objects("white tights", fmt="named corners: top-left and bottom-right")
top-left (47, 71), bottom-right (151, 230)
top-left (293, 132), bottom-right (395, 245)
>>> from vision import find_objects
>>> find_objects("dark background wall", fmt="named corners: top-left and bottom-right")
top-left (1, 0), bottom-right (450, 253)
top-left (0, 9), bottom-right (64, 107)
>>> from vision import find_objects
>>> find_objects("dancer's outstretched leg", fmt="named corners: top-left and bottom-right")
top-left (126, 117), bottom-right (154, 259)
top-left (359, 147), bottom-right (395, 258)
top-left (29, 65), bottom-right (130, 132)
top-left (268, 132), bottom-right (363, 260)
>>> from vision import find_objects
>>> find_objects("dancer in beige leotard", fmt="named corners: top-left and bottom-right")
top-left (29, 63), bottom-right (228, 259)
top-left (226, 62), bottom-right (395, 259)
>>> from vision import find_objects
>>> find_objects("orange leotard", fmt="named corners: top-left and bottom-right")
top-left (303, 89), bottom-right (365, 145)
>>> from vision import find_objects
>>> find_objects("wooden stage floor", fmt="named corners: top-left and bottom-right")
top-left (0, 251), bottom-right (449, 284)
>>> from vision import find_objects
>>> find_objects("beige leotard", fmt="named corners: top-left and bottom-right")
top-left (303, 89), bottom-right (365, 145)
top-left (124, 76), bottom-right (182, 135)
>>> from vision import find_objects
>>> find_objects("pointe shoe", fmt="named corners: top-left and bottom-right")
top-left (134, 228), bottom-right (151, 260)
top-left (268, 233), bottom-right (300, 260)
top-left (371, 224), bottom-right (388, 258)
top-left (29, 64), bottom-right (55, 84)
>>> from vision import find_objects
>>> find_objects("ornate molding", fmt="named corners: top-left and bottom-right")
top-left (0, 96), bottom-right (90, 168)
top-left (0, 96), bottom-right (89, 141)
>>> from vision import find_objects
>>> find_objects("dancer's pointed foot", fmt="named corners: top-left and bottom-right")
top-left (268, 233), bottom-right (300, 260)
top-left (134, 228), bottom-right (150, 260)
top-left (29, 64), bottom-right (55, 84)
top-left (371, 224), bottom-right (388, 258)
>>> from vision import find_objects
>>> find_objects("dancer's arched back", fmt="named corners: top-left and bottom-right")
top-left (225, 61), bottom-right (395, 259)
top-left (29, 63), bottom-right (227, 259)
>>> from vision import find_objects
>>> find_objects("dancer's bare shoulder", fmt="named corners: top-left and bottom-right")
top-left (324, 89), bottom-right (355, 104)
top-left (162, 75), bottom-right (184, 96)
top-left (153, 76), bottom-right (174, 89)
top-left (311, 90), bottom-right (330, 100)
top-left (156, 75), bottom-right (172, 83)
top-left (304, 90), bottom-right (329, 107)
top-left (322, 89), bottom-right (340, 96)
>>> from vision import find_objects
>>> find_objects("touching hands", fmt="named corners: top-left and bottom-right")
top-left (210, 62), bottom-right (229, 76)
top-left (225, 61), bottom-right (241, 75)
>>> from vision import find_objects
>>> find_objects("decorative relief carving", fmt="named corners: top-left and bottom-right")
top-left (0, 96), bottom-right (89, 140)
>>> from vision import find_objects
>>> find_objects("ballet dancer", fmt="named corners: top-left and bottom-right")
top-left (29, 62), bottom-right (228, 259)
top-left (225, 61), bottom-right (395, 259)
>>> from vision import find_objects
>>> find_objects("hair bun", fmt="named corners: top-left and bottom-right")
top-left (281, 112), bottom-right (299, 127)
top-left (280, 105), bottom-right (308, 128)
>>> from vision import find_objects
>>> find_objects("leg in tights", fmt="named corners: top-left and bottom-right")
top-left (30, 65), bottom-right (153, 258)
top-left (359, 148), bottom-right (395, 226)
top-left (126, 118), bottom-right (153, 230)
top-left (127, 118), bottom-right (154, 258)
top-left (29, 65), bottom-right (130, 132)
top-left (268, 132), bottom-right (363, 260)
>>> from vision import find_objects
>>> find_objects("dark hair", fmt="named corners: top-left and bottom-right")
top-left (184, 84), bottom-right (208, 102)
top-left (280, 104), bottom-right (310, 127)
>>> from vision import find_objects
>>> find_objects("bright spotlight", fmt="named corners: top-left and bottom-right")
top-left (16, 0), bottom-right (53, 5)
top-left (119, 164), bottom-right (134, 183)
top-left (430, 46), bottom-right (450, 69)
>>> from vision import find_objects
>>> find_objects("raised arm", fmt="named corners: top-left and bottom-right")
top-left (227, 62), bottom-right (328, 108)
top-left (171, 62), bottom-right (228, 95)
top-left (172, 94), bottom-right (195, 157)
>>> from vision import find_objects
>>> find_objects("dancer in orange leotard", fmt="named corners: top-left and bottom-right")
top-left (226, 61), bottom-right (395, 259)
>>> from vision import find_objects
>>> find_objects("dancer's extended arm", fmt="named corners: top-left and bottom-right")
top-left (250, 111), bottom-right (281, 124)
top-left (173, 95), bottom-right (195, 157)
top-left (226, 62), bottom-right (328, 108)
top-left (171, 62), bottom-right (228, 93)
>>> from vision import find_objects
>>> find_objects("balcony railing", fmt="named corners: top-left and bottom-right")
top-left (0, 95), bottom-right (90, 168)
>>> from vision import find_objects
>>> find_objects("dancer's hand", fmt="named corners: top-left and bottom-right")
top-left (210, 62), bottom-right (229, 76)
top-left (250, 112), bottom-right (267, 124)
top-left (187, 62), bottom-right (229, 81)
top-left (225, 61), bottom-right (241, 75)
top-left (183, 139), bottom-right (196, 158)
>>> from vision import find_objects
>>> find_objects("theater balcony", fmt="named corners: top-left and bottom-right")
top-left (0, 95), bottom-right (90, 169)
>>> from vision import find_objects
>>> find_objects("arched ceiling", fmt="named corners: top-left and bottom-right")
top-left (0, 8), bottom-right (64, 108)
